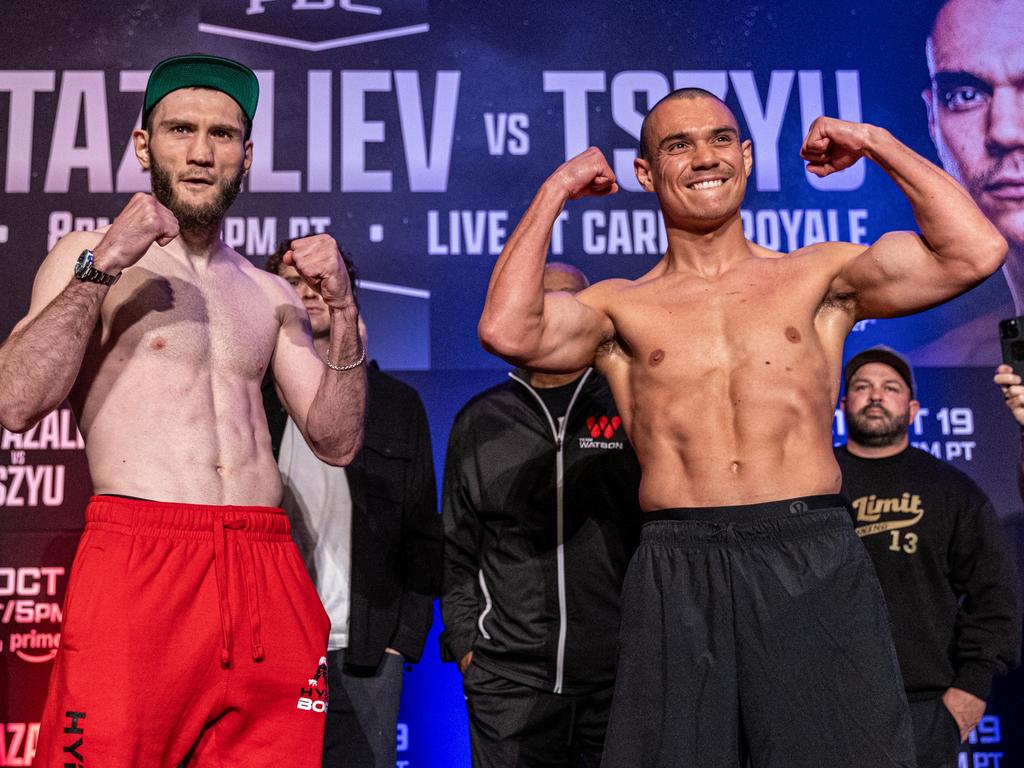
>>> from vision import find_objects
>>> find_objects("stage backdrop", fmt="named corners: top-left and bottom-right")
top-left (1, 2), bottom-right (1021, 766)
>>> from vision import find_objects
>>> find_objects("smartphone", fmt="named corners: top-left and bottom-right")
top-left (1000, 315), bottom-right (1024, 377)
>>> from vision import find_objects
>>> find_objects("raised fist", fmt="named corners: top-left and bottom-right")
top-left (284, 234), bottom-right (354, 310)
top-left (548, 147), bottom-right (619, 200)
top-left (93, 193), bottom-right (180, 273)
top-left (800, 117), bottom-right (872, 178)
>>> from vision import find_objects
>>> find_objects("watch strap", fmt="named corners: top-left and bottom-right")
top-left (75, 249), bottom-right (121, 287)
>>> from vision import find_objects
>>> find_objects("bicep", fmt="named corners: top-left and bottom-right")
top-left (269, 294), bottom-right (322, 432)
top-left (835, 231), bottom-right (985, 320)
top-left (527, 290), bottom-right (614, 372)
top-left (11, 232), bottom-right (96, 335)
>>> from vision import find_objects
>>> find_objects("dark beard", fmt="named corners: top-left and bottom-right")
top-left (150, 156), bottom-right (243, 234)
top-left (846, 404), bottom-right (910, 448)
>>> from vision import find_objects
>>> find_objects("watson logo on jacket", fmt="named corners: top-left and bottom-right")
top-left (579, 415), bottom-right (624, 450)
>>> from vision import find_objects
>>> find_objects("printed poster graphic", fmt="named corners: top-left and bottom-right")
top-left (0, 2), bottom-right (1022, 766)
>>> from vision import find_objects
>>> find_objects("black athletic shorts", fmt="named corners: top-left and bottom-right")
top-left (601, 495), bottom-right (916, 768)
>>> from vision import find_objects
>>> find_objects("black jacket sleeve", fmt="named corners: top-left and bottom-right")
top-left (949, 491), bottom-right (1023, 699)
top-left (439, 412), bottom-right (483, 665)
top-left (388, 390), bottom-right (441, 662)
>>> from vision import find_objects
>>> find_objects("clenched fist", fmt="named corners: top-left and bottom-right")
top-left (283, 234), bottom-right (354, 311)
top-left (546, 146), bottom-right (619, 201)
top-left (801, 117), bottom-right (875, 178)
top-left (93, 193), bottom-right (180, 273)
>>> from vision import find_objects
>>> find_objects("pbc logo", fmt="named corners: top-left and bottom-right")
top-left (586, 416), bottom-right (621, 440)
top-left (297, 656), bottom-right (330, 713)
top-left (199, 0), bottom-right (429, 52)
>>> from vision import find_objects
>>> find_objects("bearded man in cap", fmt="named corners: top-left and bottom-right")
top-left (0, 54), bottom-right (366, 767)
top-left (836, 346), bottom-right (1020, 768)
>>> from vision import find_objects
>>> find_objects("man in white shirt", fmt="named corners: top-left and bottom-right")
top-left (263, 241), bottom-right (442, 768)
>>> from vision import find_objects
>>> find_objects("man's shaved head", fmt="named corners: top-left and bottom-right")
top-left (639, 88), bottom-right (737, 160)
top-left (543, 262), bottom-right (590, 294)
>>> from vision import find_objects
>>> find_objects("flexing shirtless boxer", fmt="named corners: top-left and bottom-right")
top-left (480, 89), bottom-right (1006, 768)
top-left (0, 55), bottom-right (365, 767)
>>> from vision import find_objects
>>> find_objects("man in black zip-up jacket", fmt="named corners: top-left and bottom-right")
top-left (441, 263), bottom-right (643, 768)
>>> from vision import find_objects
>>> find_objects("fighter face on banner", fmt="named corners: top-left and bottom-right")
top-left (919, 0), bottom-right (1024, 361)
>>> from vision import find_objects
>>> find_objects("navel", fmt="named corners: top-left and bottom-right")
top-left (730, 460), bottom-right (740, 475)
top-left (150, 336), bottom-right (167, 350)
top-left (649, 349), bottom-right (665, 366)
top-left (785, 326), bottom-right (801, 344)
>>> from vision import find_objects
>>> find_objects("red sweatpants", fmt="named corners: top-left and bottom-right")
top-left (35, 495), bottom-right (331, 767)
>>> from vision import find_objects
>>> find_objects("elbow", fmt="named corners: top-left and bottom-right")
top-left (981, 229), bottom-right (1009, 275)
top-left (478, 316), bottom-right (533, 363)
top-left (312, 447), bottom-right (357, 468)
top-left (477, 315), bottom-right (507, 355)
top-left (311, 428), bottom-right (363, 467)
top-left (947, 227), bottom-right (1007, 286)
top-left (0, 361), bottom-right (60, 434)
top-left (0, 403), bottom-right (41, 435)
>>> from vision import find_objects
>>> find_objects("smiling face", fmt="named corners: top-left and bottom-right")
top-left (136, 87), bottom-right (253, 232)
top-left (924, 0), bottom-right (1024, 250)
top-left (635, 95), bottom-right (752, 230)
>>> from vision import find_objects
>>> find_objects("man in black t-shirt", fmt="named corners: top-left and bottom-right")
top-left (836, 346), bottom-right (1021, 768)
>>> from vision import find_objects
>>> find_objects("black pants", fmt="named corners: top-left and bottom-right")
top-left (602, 495), bottom-right (916, 768)
top-left (322, 649), bottom-right (404, 768)
top-left (909, 697), bottom-right (961, 768)
top-left (463, 661), bottom-right (613, 768)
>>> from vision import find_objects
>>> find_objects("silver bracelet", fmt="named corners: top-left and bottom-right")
top-left (323, 341), bottom-right (366, 372)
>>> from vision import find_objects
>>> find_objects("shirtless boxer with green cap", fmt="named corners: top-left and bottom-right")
top-left (0, 53), bottom-right (366, 767)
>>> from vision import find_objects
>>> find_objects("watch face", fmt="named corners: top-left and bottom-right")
top-left (74, 250), bottom-right (91, 277)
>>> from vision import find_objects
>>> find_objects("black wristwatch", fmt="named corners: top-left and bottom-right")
top-left (74, 249), bottom-right (121, 287)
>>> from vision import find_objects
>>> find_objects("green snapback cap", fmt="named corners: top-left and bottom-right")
top-left (143, 54), bottom-right (259, 137)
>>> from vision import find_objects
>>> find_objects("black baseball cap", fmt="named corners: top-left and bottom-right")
top-left (843, 346), bottom-right (915, 397)
top-left (143, 54), bottom-right (259, 138)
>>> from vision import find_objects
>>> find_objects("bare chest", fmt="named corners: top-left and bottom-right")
top-left (96, 265), bottom-right (278, 380)
top-left (610, 267), bottom-right (829, 377)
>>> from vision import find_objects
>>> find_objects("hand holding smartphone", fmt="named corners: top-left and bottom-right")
top-left (1000, 316), bottom-right (1024, 377)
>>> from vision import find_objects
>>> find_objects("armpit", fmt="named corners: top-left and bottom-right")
top-left (821, 289), bottom-right (856, 313)
top-left (596, 332), bottom-right (630, 360)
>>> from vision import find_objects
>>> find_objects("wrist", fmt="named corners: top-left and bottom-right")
top-left (952, 660), bottom-right (996, 701)
top-left (74, 248), bottom-right (121, 287)
top-left (91, 242), bottom-right (125, 274)
top-left (860, 124), bottom-right (894, 161)
top-left (324, 312), bottom-right (365, 372)
top-left (539, 176), bottom-right (572, 208)
top-left (327, 301), bottom-right (359, 318)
